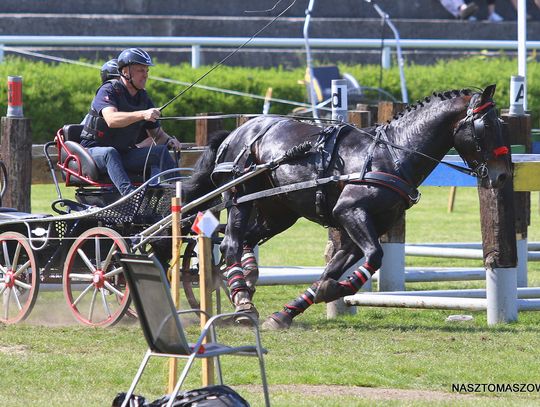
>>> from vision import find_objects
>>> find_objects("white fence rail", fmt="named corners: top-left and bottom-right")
top-left (1, 36), bottom-right (539, 68)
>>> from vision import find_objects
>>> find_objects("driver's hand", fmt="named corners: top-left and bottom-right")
top-left (167, 136), bottom-right (182, 151)
top-left (143, 108), bottom-right (161, 122)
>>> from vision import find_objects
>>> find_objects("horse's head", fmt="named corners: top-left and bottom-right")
top-left (453, 84), bottom-right (511, 188)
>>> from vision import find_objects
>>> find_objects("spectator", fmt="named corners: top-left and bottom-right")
top-left (80, 48), bottom-right (181, 195)
top-left (486, 0), bottom-right (504, 21)
top-left (510, 0), bottom-right (540, 18)
top-left (439, 0), bottom-right (479, 18)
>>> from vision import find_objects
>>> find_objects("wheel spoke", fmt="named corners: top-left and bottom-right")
top-left (72, 283), bottom-right (94, 307)
top-left (103, 281), bottom-right (124, 298)
top-left (0, 282), bottom-right (6, 296)
top-left (68, 273), bottom-right (94, 282)
top-left (3, 288), bottom-right (11, 318)
top-left (13, 260), bottom-right (31, 278)
top-left (12, 243), bottom-right (21, 271)
top-left (12, 288), bottom-right (22, 311)
top-left (100, 288), bottom-right (111, 318)
top-left (102, 242), bottom-right (117, 271)
top-left (94, 236), bottom-right (101, 268)
top-left (14, 279), bottom-right (31, 291)
top-left (103, 266), bottom-right (123, 279)
top-left (2, 240), bottom-right (11, 268)
top-left (77, 248), bottom-right (96, 273)
top-left (88, 287), bottom-right (98, 321)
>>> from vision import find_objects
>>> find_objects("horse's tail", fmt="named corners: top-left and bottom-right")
top-left (182, 129), bottom-right (230, 204)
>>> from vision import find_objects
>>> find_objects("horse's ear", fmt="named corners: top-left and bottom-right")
top-left (482, 84), bottom-right (496, 102)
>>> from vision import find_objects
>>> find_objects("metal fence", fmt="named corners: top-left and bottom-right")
top-left (1, 35), bottom-right (539, 68)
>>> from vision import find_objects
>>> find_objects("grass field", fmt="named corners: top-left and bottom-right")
top-left (2, 185), bottom-right (540, 406)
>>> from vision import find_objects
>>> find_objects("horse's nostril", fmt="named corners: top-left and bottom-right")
top-left (497, 173), bottom-right (507, 185)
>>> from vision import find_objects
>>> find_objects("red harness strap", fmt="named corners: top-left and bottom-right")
top-left (472, 101), bottom-right (494, 114)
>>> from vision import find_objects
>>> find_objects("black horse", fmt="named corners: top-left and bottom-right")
top-left (183, 85), bottom-right (511, 329)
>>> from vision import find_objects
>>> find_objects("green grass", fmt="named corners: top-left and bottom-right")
top-left (2, 185), bottom-right (539, 406)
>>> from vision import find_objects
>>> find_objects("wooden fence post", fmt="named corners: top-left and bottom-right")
top-left (378, 101), bottom-right (406, 292)
top-left (326, 109), bottom-right (373, 319)
top-left (0, 118), bottom-right (31, 212)
top-left (501, 111), bottom-right (531, 287)
top-left (168, 183), bottom-right (183, 392)
top-left (478, 121), bottom-right (518, 324)
top-left (195, 112), bottom-right (223, 146)
top-left (198, 234), bottom-right (215, 386)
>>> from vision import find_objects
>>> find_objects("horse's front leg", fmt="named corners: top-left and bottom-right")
top-left (314, 185), bottom-right (405, 303)
top-left (221, 200), bottom-right (259, 323)
top-left (263, 230), bottom-right (364, 330)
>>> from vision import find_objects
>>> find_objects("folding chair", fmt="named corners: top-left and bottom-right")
top-left (116, 253), bottom-right (270, 407)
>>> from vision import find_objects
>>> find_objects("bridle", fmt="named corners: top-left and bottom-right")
top-left (453, 100), bottom-right (509, 179)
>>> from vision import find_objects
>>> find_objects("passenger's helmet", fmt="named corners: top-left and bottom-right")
top-left (100, 59), bottom-right (119, 83)
top-left (117, 48), bottom-right (154, 71)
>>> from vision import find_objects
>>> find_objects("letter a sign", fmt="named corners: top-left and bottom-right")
top-left (514, 82), bottom-right (524, 104)
top-left (510, 75), bottom-right (525, 115)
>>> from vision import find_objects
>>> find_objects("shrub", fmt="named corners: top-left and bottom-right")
top-left (0, 55), bottom-right (535, 143)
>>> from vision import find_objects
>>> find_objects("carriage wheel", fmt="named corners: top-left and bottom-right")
top-left (180, 238), bottom-right (226, 310)
top-left (63, 227), bottom-right (130, 327)
top-left (0, 232), bottom-right (39, 324)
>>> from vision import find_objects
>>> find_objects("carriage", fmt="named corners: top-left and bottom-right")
top-left (0, 124), bottom-right (210, 327)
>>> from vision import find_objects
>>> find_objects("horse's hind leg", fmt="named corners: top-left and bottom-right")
top-left (221, 200), bottom-right (259, 324)
top-left (241, 205), bottom-right (300, 296)
top-left (263, 230), bottom-right (364, 330)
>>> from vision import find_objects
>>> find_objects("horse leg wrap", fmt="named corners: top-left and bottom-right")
top-left (338, 263), bottom-right (376, 296)
top-left (241, 246), bottom-right (259, 294)
top-left (281, 282), bottom-right (319, 318)
top-left (224, 263), bottom-right (250, 303)
top-left (314, 263), bottom-right (376, 303)
top-left (265, 283), bottom-right (318, 330)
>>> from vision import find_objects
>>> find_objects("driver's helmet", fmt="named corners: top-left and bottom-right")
top-left (100, 59), bottom-right (119, 83)
top-left (117, 48), bottom-right (154, 71)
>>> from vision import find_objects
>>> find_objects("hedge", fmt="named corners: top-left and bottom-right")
top-left (0, 55), bottom-right (536, 143)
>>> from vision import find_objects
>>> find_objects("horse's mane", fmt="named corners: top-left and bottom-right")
top-left (384, 88), bottom-right (474, 126)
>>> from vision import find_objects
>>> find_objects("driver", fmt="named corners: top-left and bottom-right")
top-left (80, 48), bottom-right (181, 195)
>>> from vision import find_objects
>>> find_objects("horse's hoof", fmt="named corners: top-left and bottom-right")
top-left (314, 279), bottom-right (345, 303)
top-left (262, 312), bottom-right (292, 330)
top-left (234, 300), bottom-right (259, 326)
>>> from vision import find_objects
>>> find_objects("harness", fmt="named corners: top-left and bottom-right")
top-left (212, 120), bottom-right (421, 221)
top-left (212, 118), bottom-right (288, 184)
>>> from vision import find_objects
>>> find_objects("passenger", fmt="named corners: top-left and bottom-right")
top-left (439, 0), bottom-right (479, 19)
top-left (80, 48), bottom-right (181, 195)
top-left (81, 59), bottom-right (120, 125)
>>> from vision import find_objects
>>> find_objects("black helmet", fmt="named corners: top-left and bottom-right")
top-left (117, 48), bottom-right (154, 71)
top-left (100, 59), bottom-right (119, 83)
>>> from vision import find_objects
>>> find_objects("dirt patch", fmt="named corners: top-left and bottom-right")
top-left (238, 384), bottom-right (482, 402)
top-left (0, 344), bottom-right (29, 355)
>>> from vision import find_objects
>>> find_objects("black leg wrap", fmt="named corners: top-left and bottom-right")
top-left (282, 282), bottom-right (319, 318)
top-left (338, 266), bottom-right (373, 295)
top-left (315, 264), bottom-right (376, 303)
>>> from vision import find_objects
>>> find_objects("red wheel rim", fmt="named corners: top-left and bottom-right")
top-left (63, 227), bottom-right (130, 327)
top-left (0, 232), bottom-right (39, 324)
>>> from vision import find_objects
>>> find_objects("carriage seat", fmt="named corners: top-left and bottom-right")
top-left (60, 124), bottom-right (101, 184)
top-left (57, 124), bottom-right (145, 187)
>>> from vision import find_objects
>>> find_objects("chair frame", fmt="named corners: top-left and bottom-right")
top-left (116, 253), bottom-right (270, 407)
